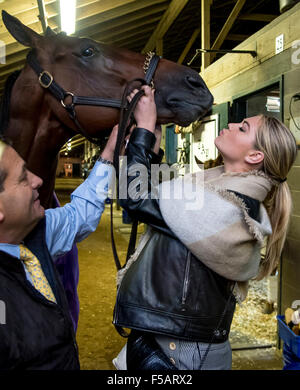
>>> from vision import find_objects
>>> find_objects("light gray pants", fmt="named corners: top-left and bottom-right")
top-left (155, 335), bottom-right (232, 370)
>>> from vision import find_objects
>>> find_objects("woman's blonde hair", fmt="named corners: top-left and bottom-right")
top-left (255, 115), bottom-right (297, 280)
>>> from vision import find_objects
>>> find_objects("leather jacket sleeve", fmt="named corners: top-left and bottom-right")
top-left (119, 127), bottom-right (175, 237)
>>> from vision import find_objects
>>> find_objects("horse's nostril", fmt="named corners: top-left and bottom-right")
top-left (186, 75), bottom-right (203, 89)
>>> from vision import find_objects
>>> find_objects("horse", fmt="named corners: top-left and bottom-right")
top-left (0, 11), bottom-right (213, 330)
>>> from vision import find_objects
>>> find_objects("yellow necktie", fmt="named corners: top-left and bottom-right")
top-left (19, 244), bottom-right (56, 303)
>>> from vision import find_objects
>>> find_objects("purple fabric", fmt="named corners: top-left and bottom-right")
top-left (52, 193), bottom-right (79, 332)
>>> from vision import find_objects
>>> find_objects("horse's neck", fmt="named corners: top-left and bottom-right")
top-left (7, 113), bottom-right (73, 209)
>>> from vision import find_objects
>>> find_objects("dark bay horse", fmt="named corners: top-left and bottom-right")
top-left (1, 11), bottom-right (213, 330)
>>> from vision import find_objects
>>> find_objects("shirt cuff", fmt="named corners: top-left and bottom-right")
top-left (71, 161), bottom-right (115, 206)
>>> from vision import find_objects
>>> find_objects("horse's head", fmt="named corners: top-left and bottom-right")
top-left (3, 11), bottom-right (213, 138)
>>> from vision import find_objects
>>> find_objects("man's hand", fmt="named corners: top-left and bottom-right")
top-left (100, 124), bottom-right (135, 162)
top-left (100, 124), bottom-right (119, 163)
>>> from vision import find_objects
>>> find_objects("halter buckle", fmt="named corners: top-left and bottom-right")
top-left (38, 71), bottom-right (53, 88)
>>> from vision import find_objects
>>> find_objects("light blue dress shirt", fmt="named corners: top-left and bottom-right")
top-left (0, 161), bottom-right (114, 283)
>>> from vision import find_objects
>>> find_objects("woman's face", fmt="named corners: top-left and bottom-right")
top-left (215, 115), bottom-right (262, 166)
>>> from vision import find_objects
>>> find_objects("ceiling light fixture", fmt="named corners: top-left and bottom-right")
top-left (60, 0), bottom-right (76, 35)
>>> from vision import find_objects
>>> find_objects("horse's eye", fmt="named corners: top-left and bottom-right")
top-left (82, 47), bottom-right (95, 57)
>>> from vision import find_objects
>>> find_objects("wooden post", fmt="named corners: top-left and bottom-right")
top-left (37, 0), bottom-right (48, 34)
top-left (156, 38), bottom-right (163, 56)
top-left (143, 0), bottom-right (189, 53)
top-left (210, 0), bottom-right (246, 62)
top-left (201, 0), bottom-right (212, 72)
top-left (177, 28), bottom-right (200, 64)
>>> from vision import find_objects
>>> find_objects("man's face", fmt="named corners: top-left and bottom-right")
top-left (0, 146), bottom-right (44, 243)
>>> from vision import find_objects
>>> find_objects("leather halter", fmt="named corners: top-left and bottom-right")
top-left (26, 49), bottom-right (160, 145)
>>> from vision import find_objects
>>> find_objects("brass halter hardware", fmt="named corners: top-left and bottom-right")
top-left (38, 70), bottom-right (53, 88)
top-left (143, 51), bottom-right (155, 89)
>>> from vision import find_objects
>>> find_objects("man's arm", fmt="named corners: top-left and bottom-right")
top-left (45, 161), bottom-right (114, 259)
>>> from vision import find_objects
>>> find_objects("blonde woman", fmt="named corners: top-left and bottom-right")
top-left (104, 86), bottom-right (298, 370)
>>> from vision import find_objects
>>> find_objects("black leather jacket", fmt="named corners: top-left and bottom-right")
top-left (113, 128), bottom-right (259, 343)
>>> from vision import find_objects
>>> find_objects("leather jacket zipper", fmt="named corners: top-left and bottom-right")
top-left (182, 251), bottom-right (191, 306)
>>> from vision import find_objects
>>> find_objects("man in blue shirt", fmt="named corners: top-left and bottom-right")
top-left (0, 131), bottom-right (115, 369)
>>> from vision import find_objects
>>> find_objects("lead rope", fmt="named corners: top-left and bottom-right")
top-left (109, 78), bottom-right (147, 271)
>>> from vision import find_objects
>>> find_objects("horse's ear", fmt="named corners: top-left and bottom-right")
top-left (2, 10), bottom-right (41, 48)
top-left (45, 26), bottom-right (56, 37)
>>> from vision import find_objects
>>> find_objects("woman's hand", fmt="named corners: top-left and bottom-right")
top-left (101, 86), bottom-right (159, 163)
top-left (127, 85), bottom-right (157, 132)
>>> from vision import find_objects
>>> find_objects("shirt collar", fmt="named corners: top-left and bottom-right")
top-left (0, 243), bottom-right (21, 259)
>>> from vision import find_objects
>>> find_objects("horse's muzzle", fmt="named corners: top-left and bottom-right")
top-left (166, 89), bottom-right (213, 123)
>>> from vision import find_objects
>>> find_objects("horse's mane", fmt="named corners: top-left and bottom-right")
top-left (0, 70), bottom-right (21, 135)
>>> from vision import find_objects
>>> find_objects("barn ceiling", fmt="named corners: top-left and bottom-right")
top-left (0, 0), bottom-right (283, 96)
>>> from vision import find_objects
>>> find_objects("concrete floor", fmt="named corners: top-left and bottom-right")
top-left (56, 180), bottom-right (285, 371)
